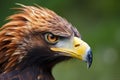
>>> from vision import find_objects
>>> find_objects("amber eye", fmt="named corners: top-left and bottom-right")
top-left (44, 33), bottom-right (59, 44)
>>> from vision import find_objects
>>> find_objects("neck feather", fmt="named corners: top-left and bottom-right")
top-left (0, 66), bottom-right (54, 80)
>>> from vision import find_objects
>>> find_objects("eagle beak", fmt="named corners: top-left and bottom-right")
top-left (51, 37), bottom-right (93, 68)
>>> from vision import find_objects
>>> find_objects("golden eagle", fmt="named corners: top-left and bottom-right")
top-left (0, 4), bottom-right (92, 80)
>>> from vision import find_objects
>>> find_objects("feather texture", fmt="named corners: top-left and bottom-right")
top-left (0, 4), bottom-right (80, 80)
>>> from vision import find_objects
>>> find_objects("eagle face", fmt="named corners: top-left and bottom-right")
top-left (0, 4), bottom-right (92, 73)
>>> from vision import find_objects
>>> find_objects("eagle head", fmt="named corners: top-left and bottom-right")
top-left (0, 4), bottom-right (92, 74)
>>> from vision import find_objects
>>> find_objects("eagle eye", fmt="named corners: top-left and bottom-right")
top-left (44, 33), bottom-right (59, 44)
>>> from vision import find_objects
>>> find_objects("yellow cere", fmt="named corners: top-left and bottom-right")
top-left (51, 37), bottom-right (90, 61)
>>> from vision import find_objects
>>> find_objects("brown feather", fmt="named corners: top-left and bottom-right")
top-left (0, 4), bottom-right (80, 80)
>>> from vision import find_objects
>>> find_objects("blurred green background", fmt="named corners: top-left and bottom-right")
top-left (0, 0), bottom-right (120, 80)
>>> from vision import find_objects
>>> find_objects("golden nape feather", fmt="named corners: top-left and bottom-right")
top-left (0, 4), bottom-right (92, 80)
top-left (0, 4), bottom-right (73, 72)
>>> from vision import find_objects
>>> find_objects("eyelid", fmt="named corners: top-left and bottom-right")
top-left (44, 33), bottom-right (59, 45)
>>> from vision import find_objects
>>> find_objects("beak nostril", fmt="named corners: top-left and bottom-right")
top-left (74, 44), bottom-right (80, 47)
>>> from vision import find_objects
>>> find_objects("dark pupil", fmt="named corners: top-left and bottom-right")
top-left (49, 34), bottom-right (55, 39)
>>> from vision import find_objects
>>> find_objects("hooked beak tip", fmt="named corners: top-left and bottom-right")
top-left (86, 50), bottom-right (93, 68)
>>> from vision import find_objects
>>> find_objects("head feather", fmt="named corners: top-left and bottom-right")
top-left (0, 4), bottom-right (80, 73)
